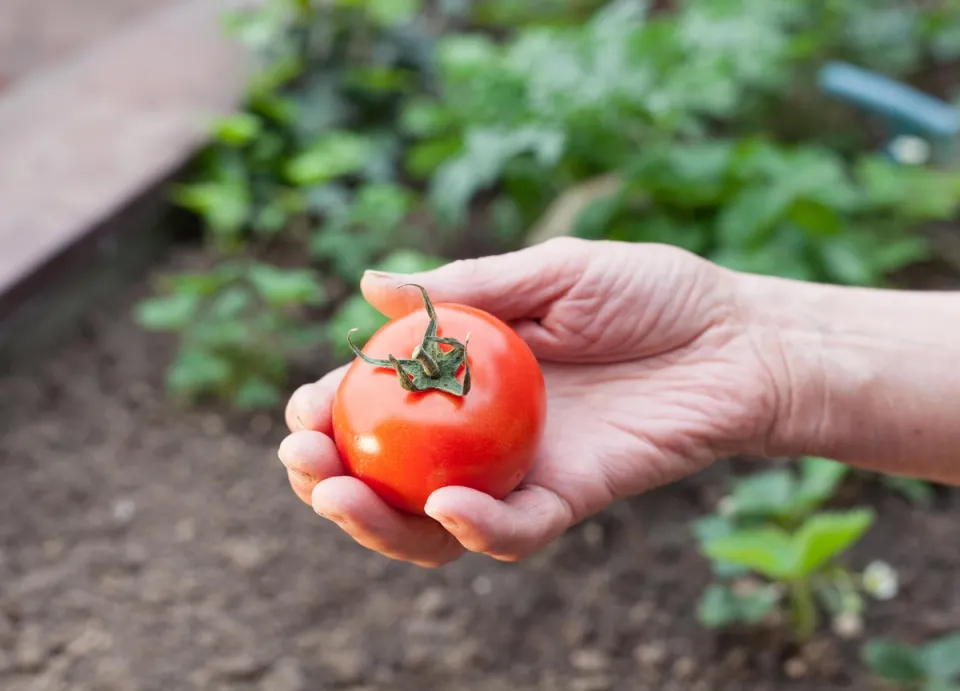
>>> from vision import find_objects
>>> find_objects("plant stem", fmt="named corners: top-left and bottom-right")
top-left (346, 284), bottom-right (472, 396)
top-left (789, 579), bottom-right (818, 644)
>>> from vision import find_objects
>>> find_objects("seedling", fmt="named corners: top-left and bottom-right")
top-left (694, 458), bottom-right (896, 642)
top-left (693, 457), bottom-right (851, 579)
top-left (863, 633), bottom-right (960, 690)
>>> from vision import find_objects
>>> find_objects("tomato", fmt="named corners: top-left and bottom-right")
top-left (331, 285), bottom-right (547, 516)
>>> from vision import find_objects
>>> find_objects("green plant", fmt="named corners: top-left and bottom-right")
top-left (135, 262), bottom-right (326, 408)
top-left (138, 0), bottom-right (452, 405)
top-left (698, 508), bottom-right (878, 642)
top-left (863, 633), bottom-right (960, 690)
top-left (411, 1), bottom-right (960, 286)
top-left (578, 141), bottom-right (960, 285)
top-left (143, 0), bottom-right (960, 410)
top-left (879, 473), bottom-right (937, 507)
top-left (693, 458), bottom-right (895, 642)
top-left (175, 0), bottom-right (438, 254)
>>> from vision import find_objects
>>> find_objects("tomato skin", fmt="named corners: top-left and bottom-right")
top-left (331, 302), bottom-right (547, 516)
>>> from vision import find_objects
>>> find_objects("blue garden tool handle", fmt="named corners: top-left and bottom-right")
top-left (817, 61), bottom-right (960, 164)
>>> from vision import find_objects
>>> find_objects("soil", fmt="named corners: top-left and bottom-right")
top-left (2, 247), bottom-right (960, 691)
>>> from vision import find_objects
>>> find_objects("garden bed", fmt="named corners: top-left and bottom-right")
top-left (1, 243), bottom-right (959, 691)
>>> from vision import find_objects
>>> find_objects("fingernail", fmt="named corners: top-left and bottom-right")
top-left (316, 509), bottom-right (344, 524)
top-left (363, 269), bottom-right (402, 280)
top-left (433, 514), bottom-right (459, 531)
top-left (288, 468), bottom-right (313, 483)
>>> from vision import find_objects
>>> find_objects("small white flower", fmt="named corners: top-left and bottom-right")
top-left (889, 135), bottom-right (931, 166)
top-left (862, 560), bottom-right (899, 601)
top-left (833, 611), bottom-right (864, 639)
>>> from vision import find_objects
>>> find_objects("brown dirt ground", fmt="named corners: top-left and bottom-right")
top-left (1, 246), bottom-right (960, 691)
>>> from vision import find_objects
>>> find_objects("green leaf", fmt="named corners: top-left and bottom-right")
top-left (405, 137), bottom-right (463, 179)
top-left (400, 99), bottom-right (455, 138)
top-left (285, 132), bottom-right (373, 186)
top-left (165, 271), bottom-right (226, 296)
top-left (921, 634), bottom-right (960, 680)
top-left (135, 293), bottom-right (201, 331)
top-left (883, 475), bottom-right (934, 506)
top-left (697, 583), bottom-right (779, 629)
top-left (716, 183), bottom-right (795, 249)
top-left (429, 126), bottom-right (565, 224)
top-left (166, 349), bottom-right (232, 396)
top-left (924, 680), bottom-right (960, 691)
top-left (702, 527), bottom-right (797, 580)
top-left (792, 509), bottom-right (875, 576)
top-left (817, 234), bottom-right (880, 286)
top-left (365, 0), bottom-right (421, 26)
top-left (872, 236), bottom-right (931, 274)
top-left (374, 249), bottom-right (446, 275)
top-left (697, 584), bottom-right (741, 629)
top-left (233, 376), bottom-right (281, 410)
top-left (573, 194), bottom-right (622, 240)
top-left (171, 180), bottom-right (250, 237)
top-left (213, 113), bottom-right (262, 146)
top-left (328, 294), bottom-right (386, 361)
top-left (729, 469), bottom-right (796, 519)
top-left (350, 183), bottom-right (413, 235)
top-left (795, 457), bottom-right (849, 511)
top-left (208, 287), bottom-right (252, 319)
top-left (435, 34), bottom-right (500, 80)
top-left (882, 474), bottom-right (935, 507)
top-left (738, 585), bottom-right (781, 623)
top-left (863, 640), bottom-right (927, 685)
top-left (692, 515), bottom-right (749, 578)
top-left (247, 265), bottom-right (326, 307)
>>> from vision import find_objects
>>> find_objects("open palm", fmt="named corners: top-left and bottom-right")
top-left (280, 239), bottom-right (780, 566)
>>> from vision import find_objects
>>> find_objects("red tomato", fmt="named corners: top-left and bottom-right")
top-left (331, 285), bottom-right (547, 516)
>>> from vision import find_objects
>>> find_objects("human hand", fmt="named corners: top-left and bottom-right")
top-left (279, 238), bottom-right (785, 566)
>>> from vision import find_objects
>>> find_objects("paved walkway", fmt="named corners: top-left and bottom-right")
top-left (0, 0), bottom-right (247, 320)
top-left (0, 0), bottom-right (176, 89)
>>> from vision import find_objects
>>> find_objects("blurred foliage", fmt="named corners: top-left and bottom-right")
top-left (863, 633), bottom-right (960, 690)
top-left (693, 458), bottom-right (899, 642)
top-left (138, 0), bottom-right (960, 408)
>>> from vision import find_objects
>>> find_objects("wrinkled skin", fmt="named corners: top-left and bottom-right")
top-left (279, 238), bottom-right (782, 567)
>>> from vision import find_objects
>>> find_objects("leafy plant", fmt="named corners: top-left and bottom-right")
top-left (863, 633), bottom-right (960, 691)
top-left (143, 0), bottom-right (960, 410)
top-left (878, 472), bottom-right (937, 507)
top-left (135, 262), bottom-right (326, 408)
top-left (698, 508), bottom-right (885, 642)
top-left (410, 1), bottom-right (960, 286)
top-left (693, 458), bottom-right (895, 642)
top-left (138, 0), bottom-right (451, 404)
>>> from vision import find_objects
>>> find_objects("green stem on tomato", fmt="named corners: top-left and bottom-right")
top-left (346, 284), bottom-right (472, 396)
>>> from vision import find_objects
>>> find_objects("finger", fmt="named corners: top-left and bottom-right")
top-left (359, 237), bottom-right (589, 321)
top-left (312, 477), bottom-right (465, 567)
top-left (423, 484), bottom-right (574, 562)
top-left (285, 364), bottom-right (348, 434)
top-left (278, 431), bottom-right (344, 505)
top-left (287, 468), bottom-right (317, 506)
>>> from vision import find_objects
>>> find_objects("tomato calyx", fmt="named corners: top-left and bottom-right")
top-left (346, 284), bottom-right (473, 396)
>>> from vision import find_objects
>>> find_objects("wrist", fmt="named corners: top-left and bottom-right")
top-left (731, 272), bottom-right (834, 460)
top-left (732, 270), bottom-right (960, 482)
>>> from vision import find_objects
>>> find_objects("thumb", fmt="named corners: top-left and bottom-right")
top-left (359, 238), bottom-right (588, 321)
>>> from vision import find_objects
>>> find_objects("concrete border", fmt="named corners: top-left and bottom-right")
top-left (0, 0), bottom-right (248, 354)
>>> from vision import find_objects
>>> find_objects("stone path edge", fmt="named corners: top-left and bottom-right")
top-left (0, 0), bottom-right (249, 358)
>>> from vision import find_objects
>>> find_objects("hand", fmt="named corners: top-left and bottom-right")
top-left (279, 238), bottom-right (784, 566)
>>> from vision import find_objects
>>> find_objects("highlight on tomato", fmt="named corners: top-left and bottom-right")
top-left (331, 284), bottom-right (547, 516)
